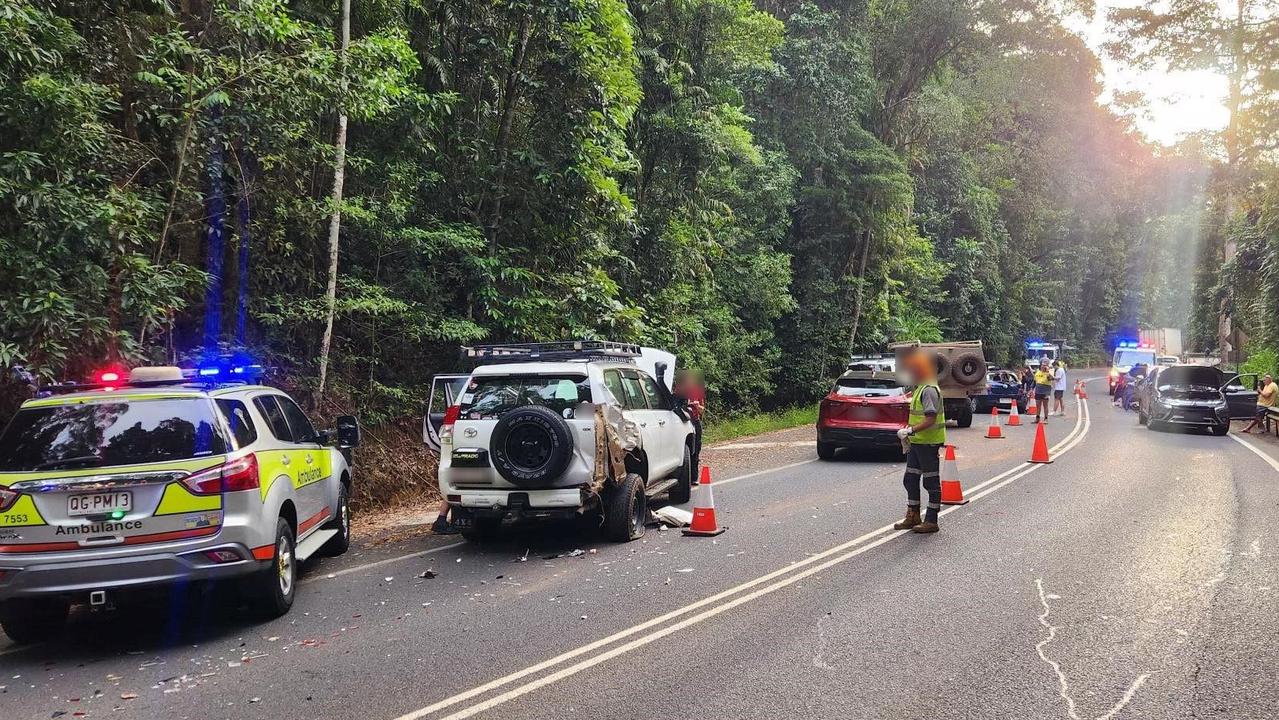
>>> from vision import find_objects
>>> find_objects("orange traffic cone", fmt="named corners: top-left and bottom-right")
top-left (683, 466), bottom-right (725, 536)
top-left (939, 445), bottom-right (969, 505)
top-left (1026, 395), bottom-right (1038, 415)
top-left (1030, 421), bottom-right (1052, 463)
top-left (985, 407), bottom-right (1004, 439)
top-left (1007, 399), bottom-right (1022, 426)
top-left (1077, 382), bottom-right (1087, 400)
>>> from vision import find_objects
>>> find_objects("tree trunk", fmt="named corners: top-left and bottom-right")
top-left (1217, 0), bottom-right (1247, 360)
top-left (203, 111), bottom-right (226, 352)
top-left (317, 0), bottom-right (351, 400)
top-left (235, 147), bottom-right (255, 345)
top-left (487, 15), bottom-right (532, 255)
top-left (847, 229), bottom-right (872, 353)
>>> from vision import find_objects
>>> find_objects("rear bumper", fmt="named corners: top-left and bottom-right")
top-left (0, 541), bottom-right (265, 601)
top-left (817, 426), bottom-right (901, 448)
top-left (447, 488), bottom-right (586, 524)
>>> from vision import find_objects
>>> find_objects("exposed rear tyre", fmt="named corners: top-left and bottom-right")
top-left (817, 441), bottom-right (837, 460)
top-left (1147, 419), bottom-right (1163, 432)
top-left (246, 517), bottom-right (296, 619)
top-left (0, 598), bottom-right (69, 645)
top-left (460, 516), bottom-right (502, 542)
top-left (954, 404), bottom-right (974, 428)
top-left (604, 473), bottom-right (646, 542)
top-left (319, 482), bottom-right (351, 557)
top-left (668, 445), bottom-right (693, 504)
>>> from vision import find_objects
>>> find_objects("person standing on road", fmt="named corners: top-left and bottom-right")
top-left (1052, 360), bottom-right (1068, 416)
top-left (1242, 373), bottom-right (1279, 434)
top-left (674, 370), bottom-right (706, 472)
top-left (893, 348), bottom-right (946, 534)
top-left (1033, 360), bottom-right (1052, 423)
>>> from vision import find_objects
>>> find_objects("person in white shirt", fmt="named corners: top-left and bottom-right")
top-left (1052, 361), bottom-right (1068, 416)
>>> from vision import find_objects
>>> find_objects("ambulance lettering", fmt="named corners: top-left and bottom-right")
top-left (55, 520), bottom-right (144, 536)
top-left (296, 467), bottom-right (324, 487)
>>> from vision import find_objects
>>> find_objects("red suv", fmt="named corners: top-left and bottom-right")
top-left (816, 372), bottom-right (909, 459)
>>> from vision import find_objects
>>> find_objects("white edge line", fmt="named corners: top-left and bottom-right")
top-left (392, 398), bottom-right (1091, 720)
top-left (300, 541), bottom-right (467, 585)
top-left (1228, 432), bottom-right (1279, 473)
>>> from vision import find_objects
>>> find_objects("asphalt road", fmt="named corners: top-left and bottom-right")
top-left (3, 376), bottom-right (1277, 719)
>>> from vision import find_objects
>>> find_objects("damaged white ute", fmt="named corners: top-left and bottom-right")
top-left (425, 341), bottom-right (697, 542)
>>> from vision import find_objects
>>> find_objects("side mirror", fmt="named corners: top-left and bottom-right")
top-left (335, 415), bottom-right (361, 449)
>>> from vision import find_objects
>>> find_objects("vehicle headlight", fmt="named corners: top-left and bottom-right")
top-left (1109, 370), bottom-right (1118, 378)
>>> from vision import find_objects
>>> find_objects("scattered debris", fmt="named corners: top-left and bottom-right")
top-left (120, 693), bottom-right (138, 701)
top-left (675, 568), bottom-right (694, 573)
top-left (417, 569), bottom-right (437, 579)
top-left (653, 506), bottom-right (693, 528)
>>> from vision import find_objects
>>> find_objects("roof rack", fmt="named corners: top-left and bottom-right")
top-left (462, 340), bottom-right (642, 365)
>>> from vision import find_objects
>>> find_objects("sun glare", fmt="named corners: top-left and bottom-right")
top-left (1070, 2), bottom-right (1232, 147)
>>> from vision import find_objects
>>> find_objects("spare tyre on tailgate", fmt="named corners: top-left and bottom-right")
top-left (490, 405), bottom-right (575, 486)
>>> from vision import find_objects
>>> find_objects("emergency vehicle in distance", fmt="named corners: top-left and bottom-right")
top-left (0, 363), bottom-right (360, 644)
top-left (1109, 340), bottom-right (1158, 396)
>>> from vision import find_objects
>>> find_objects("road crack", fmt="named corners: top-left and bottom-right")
top-left (1035, 578), bottom-right (1152, 720)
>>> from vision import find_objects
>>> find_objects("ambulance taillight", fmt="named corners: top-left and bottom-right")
top-left (182, 453), bottom-right (260, 495)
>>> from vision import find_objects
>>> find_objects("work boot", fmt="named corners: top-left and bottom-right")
top-left (893, 507), bottom-right (921, 530)
top-left (912, 520), bottom-right (939, 534)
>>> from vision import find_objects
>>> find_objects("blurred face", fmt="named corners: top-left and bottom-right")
top-left (902, 350), bottom-right (933, 383)
top-left (1266, 374), bottom-right (1273, 385)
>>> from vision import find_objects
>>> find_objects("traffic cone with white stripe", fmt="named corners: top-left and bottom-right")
top-left (1007, 399), bottom-right (1022, 426)
top-left (985, 407), bottom-right (1004, 439)
top-left (1026, 394), bottom-right (1038, 415)
top-left (939, 445), bottom-right (969, 505)
top-left (1030, 421), bottom-right (1053, 464)
top-left (683, 466), bottom-right (725, 536)
top-left (1077, 381), bottom-right (1087, 400)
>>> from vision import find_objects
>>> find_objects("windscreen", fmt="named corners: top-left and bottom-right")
top-left (1113, 349), bottom-right (1156, 368)
top-left (0, 399), bottom-right (229, 472)
top-left (460, 376), bottom-right (593, 419)
top-left (834, 377), bottom-right (905, 397)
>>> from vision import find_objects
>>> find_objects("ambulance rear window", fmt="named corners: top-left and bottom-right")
top-left (0, 399), bottom-right (229, 471)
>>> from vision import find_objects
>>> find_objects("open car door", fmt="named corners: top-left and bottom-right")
top-left (1222, 372), bottom-right (1259, 420)
top-left (424, 374), bottom-right (470, 453)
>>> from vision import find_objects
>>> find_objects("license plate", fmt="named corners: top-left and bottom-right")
top-left (68, 492), bottom-right (132, 517)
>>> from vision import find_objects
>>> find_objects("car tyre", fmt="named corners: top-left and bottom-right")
top-left (817, 441), bottom-right (837, 460)
top-left (1211, 422), bottom-right (1230, 436)
top-left (247, 517), bottom-right (296, 619)
top-left (604, 472), bottom-right (646, 543)
top-left (319, 482), bottom-right (351, 557)
top-left (954, 404), bottom-right (974, 428)
top-left (0, 598), bottom-right (69, 645)
top-left (669, 445), bottom-right (693, 504)
top-left (460, 516), bottom-right (502, 542)
top-left (1147, 418), bottom-right (1163, 432)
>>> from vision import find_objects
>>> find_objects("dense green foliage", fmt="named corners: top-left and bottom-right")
top-left (1, 0), bottom-right (1258, 422)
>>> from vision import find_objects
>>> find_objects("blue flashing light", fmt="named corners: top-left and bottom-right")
top-left (193, 353), bottom-right (265, 383)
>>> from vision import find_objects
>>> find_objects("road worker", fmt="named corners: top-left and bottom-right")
top-left (894, 347), bottom-right (946, 534)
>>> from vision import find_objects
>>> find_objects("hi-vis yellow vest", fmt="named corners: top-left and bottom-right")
top-left (909, 383), bottom-right (946, 445)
